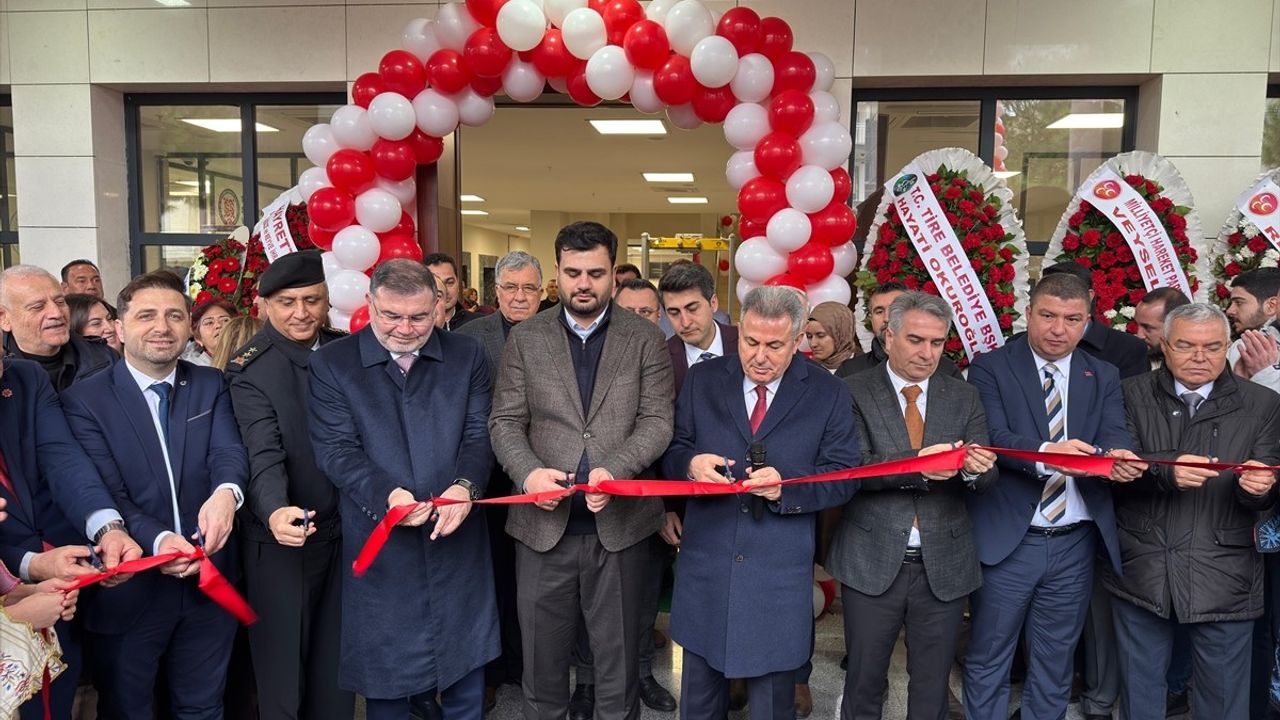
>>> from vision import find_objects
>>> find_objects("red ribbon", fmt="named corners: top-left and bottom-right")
top-left (68, 548), bottom-right (257, 625)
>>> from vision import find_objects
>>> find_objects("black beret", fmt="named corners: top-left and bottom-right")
top-left (258, 250), bottom-right (325, 297)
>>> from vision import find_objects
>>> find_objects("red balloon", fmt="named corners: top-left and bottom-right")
top-left (471, 73), bottom-right (505, 97)
top-left (377, 234), bottom-right (424, 264)
top-left (786, 241), bottom-right (834, 285)
top-left (530, 29), bottom-right (576, 78)
top-left (378, 211), bottom-right (416, 240)
top-left (379, 50), bottom-right (428, 98)
top-left (465, 27), bottom-right (513, 78)
top-left (307, 187), bottom-right (356, 232)
top-left (769, 89), bottom-right (815, 136)
top-left (653, 55), bottom-right (696, 106)
top-left (623, 20), bottom-right (670, 70)
top-left (772, 51), bottom-right (816, 95)
top-left (408, 129), bottom-right (445, 165)
top-left (370, 139), bottom-right (416, 181)
top-left (692, 85), bottom-right (735, 124)
top-left (737, 177), bottom-right (787, 224)
top-left (465, 0), bottom-right (508, 27)
top-left (603, 0), bottom-right (645, 45)
top-left (739, 217), bottom-right (767, 239)
top-left (809, 199), bottom-right (856, 247)
top-left (716, 7), bottom-right (762, 56)
top-left (352, 72), bottom-right (387, 109)
top-left (326, 149), bottom-right (376, 194)
top-left (758, 17), bottom-right (794, 60)
top-left (764, 272), bottom-right (805, 290)
top-left (426, 49), bottom-right (472, 94)
top-left (831, 168), bottom-right (852, 201)
top-left (587, 0), bottom-right (609, 12)
top-left (307, 221), bottom-right (337, 251)
top-left (753, 132), bottom-right (802, 181)
top-left (349, 304), bottom-right (371, 332)
top-left (566, 62), bottom-right (601, 107)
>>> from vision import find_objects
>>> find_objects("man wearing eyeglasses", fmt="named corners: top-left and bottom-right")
top-left (1105, 302), bottom-right (1279, 720)
top-left (308, 259), bottom-right (497, 720)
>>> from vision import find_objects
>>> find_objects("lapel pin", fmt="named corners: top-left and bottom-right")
top-left (179, 380), bottom-right (188, 387)
top-left (1083, 370), bottom-right (1095, 378)
top-left (1, 388), bottom-right (11, 398)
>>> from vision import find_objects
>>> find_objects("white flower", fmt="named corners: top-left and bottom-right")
top-left (1104, 309), bottom-right (1118, 319)
top-left (1120, 306), bottom-right (1136, 319)
top-left (1244, 221), bottom-right (1261, 238)
top-left (1242, 244), bottom-right (1257, 259)
top-left (1266, 249), bottom-right (1280, 264)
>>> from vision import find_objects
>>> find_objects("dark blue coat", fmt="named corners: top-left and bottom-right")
top-left (0, 359), bottom-right (118, 572)
top-left (965, 337), bottom-right (1135, 572)
top-left (662, 355), bottom-right (860, 678)
top-left (308, 327), bottom-right (498, 699)
top-left (61, 360), bottom-right (248, 633)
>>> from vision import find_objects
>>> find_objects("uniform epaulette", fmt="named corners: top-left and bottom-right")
top-left (226, 340), bottom-right (269, 371)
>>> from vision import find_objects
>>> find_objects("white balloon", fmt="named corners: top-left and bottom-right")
top-left (496, 0), bottom-right (548, 52)
top-left (725, 150), bottom-right (760, 190)
top-left (734, 236), bottom-right (788, 282)
top-left (402, 18), bottom-right (442, 63)
top-left (329, 105), bottom-right (377, 151)
top-left (735, 276), bottom-right (760, 304)
top-left (690, 35), bottom-right (739, 89)
top-left (434, 3), bottom-right (481, 51)
top-left (355, 188), bottom-right (403, 233)
top-left (730, 54), bottom-right (774, 105)
top-left (830, 241), bottom-right (858, 277)
top-left (810, 91), bottom-right (840, 124)
top-left (328, 308), bottom-right (352, 332)
top-left (585, 46), bottom-right (635, 101)
top-left (321, 250), bottom-right (342, 277)
top-left (995, 145), bottom-right (1009, 162)
top-left (544, 0), bottom-right (586, 27)
top-left (456, 88), bottom-right (497, 126)
top-left (302, 124), bottom-right (340, 167)
top-left (413, 89), bottom-right (460, 138)
top-left (765, 208), bottom-right (812, 253)
top-left (723, 103), bottom-right (769, 151)
top-left (327, 270), bottom-right (372, 313)
top-left (332, 225), bottom-right (381, 271)
top-left (503, 58), bottom-right (546, 102)
top-left (561, 8), bottom-right (606, 60)
top-left (629, 71), bottom-right (664, 114)
top-left (666, 103), bottom-right (702, 130)
top-left (298, 167), bottom-right (332, 202)
top-left (805, 274), bottom-right (851, 306)
top-left (645, 0), bottom-right (680, 23)
top-left (786, 165), bottom-right (836, 214)
top-left (664, 0), bottom-right (714, 56)
top-left (807, 52), bottom-right (836, 92)
top-left (366, 92), bottom-right (417, 141)
top-left (548, 75), bottom-right (569, 94)
top-left (376, 175), bottom-right (417, 207)
top-left (798, 121), bottom-right (854, 171)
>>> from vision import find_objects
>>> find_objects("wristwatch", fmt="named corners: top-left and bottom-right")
top-left (453, 478), bottom-right (482, 501)
top-left (93, 520), bottom-right (127, 544)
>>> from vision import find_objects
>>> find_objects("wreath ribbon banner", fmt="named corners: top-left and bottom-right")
top-left (1237, 177), bottom-right (1280, 253)
top-left (1087, 166), bottom-right (1191, 296)
top-left (258, 195), bottom-right (300, 264)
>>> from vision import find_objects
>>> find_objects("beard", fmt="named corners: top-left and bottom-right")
top-left (567, 291), bottom-right (605, 318)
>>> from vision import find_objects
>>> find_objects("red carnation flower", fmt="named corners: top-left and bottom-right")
top-left (1079, 201), bottom-right (1094, 212)
top-left (999, 314), bottom-right (1013, 330)
top-left (969, 189), bottom-right (984, 203)
top-left (894, 243), bottom-right (909, 259)
top-left (945, 337), bottom-right (962, 353)
top-left (962, 233), bottom-right (981, 251)
top-left (999, 247), bottom-right (1014, 262)
top-left (876, 270), bottom-right (892, 284)
top-left (1168, 214), bottom-right (1187, 231)
top-left (1075, 256), bottom-right (1094, 269)
top-left (944, 186), bottom-right (962, 200)
top-left (923, 280), bottom-right (937, 294)
top-left (903, 276), bottom-right (920, 290)
top-left (1144, 180), bottom-right (1159, 195)
top-left (945, 212), bottom-right (960, 225)
top-left (1128, 289), bottom-right (1146, 304)
top-left (1224, 261), bottom-right (1243, 276)
top-left (927, 173), bottom-right (940, 183)
top-left (878, 224), bottom-right (896, 242)
top-left (1062, 234), bottom-right (1081, 252)
top-left (1127, 265), bottom-right (1142, 281)
top-left (930, 184), bottom-right (942, 196)
top-left (1069, 211), bottom-right (1086, 228)
top-left (958, 200), bottom-right (976, 215)
top-left (1105, 232), bottom-right (1122, 249)
top-left (1097, 251), bottom-right (1116, 268)
top-left (959, 216), bottom-right (975, 231)
top-left (1124, 174), bottom-right (1142, 186)
top-left (1227, 232), bottom-right (1244, 247)
top-left (1248, 237), bottom-right (1267, 254)
top-left (195, 291), bottom-right (213, 305)
top-left (218, 278), bottom-right (238, 294)
top-left (911, 256), bottom-right (925, 270)
top-left (1116, 245), bottom-right (1134, 263)
top-left (1215, 284), bottom-right (1231, 299)
top-left (1081, 229), bottom-right (1102, 248)
top-left (951, 177), bottom-right (968, 187)
top-left (889, 260), bottom-right (903, 273)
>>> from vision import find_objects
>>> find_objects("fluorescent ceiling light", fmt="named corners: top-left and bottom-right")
top-left (155, 0), bottom-right (191, 5)
top-left (668, 197), bottom-right (708, 204)
top-left (515, 225), bottom-right (530, 232)
top-left (169, 190), bottom-right (199, 197)
top-left (173, 180), bottom-right (201, 187)
top-left (589, 119), bottom-right (667, 135)
top-left (460, 194), bottom-right (485, 202)
top-left (1045, 113), bottom-right (1124, 129)
top-left (460, 209), bottom-right (489, 216)
top-left (993, 171), bottom-right (1021, 179)
top-left (644, 172), bottom-right (695, 183)
top-left (181, 119), bottom-right (279, 133)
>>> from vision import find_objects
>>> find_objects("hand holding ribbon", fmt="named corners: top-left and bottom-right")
top-left (66, 547), bottom-right (256, 625)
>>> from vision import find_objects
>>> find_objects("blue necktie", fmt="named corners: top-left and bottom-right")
top-left (149, 382), bottom-right (172, 447)
top-left (697, 351), bottom-right (716, 363)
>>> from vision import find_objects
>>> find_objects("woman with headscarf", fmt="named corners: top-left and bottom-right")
top-left (805, 301), bottom-right (861, 378)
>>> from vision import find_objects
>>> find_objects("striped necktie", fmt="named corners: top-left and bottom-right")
top-left (1039, 363), bottom-right (1068, 523)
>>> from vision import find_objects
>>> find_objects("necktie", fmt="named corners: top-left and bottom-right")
top-left (901, 385), bottom-right (924, 449)
top-left (395, 354), bottom-right (417, 376)
top-left (0, 446), bottom-right (19, 508)
top-left (749, 385), bottom-right (768, 435)
top-left (149, 382), bottom-right (172, 447)
top-left (1039, 364), bottom-right (1068, 523)
top-left (1181, 391), bottom-right (1205, 418)
top-left (697, 351), bottom-right (716, 363)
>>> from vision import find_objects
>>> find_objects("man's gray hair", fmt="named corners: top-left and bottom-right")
top-left (495, 251), bottom-right (542, 284)
top-left (1164, 301), bottom-right (1230, 340)
top-left (887, 291), bottom-right (953, 335)
top-left (741, 286), bottom-right (806, 336)
top-left (0, 265), bottom-right (58, 307)
top-left (370, 259), bottom-right (438, 300)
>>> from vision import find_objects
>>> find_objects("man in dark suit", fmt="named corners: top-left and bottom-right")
top-left (225, 251), bottom-right (352, 720)
top-left (842, 282), bottom-right (961, 379)
top-left (660, 261), bottom-right (739, 391)
top-left (0, 353), bottom-right (142, 720)
top-left (963, 272), bottom-right (1144, 720)
top-left (614, 278), bottom-right (662, 326)
top-left (62, 271), bottom-right (248, 720)
top-left (489, 221), bottom-right (674, 720)
top-left (662, 285), bottom-right (860, 719)
top-left (1133, 287), bottom-right (1190, 369)
top-left (425, 253), bottom-right (478, 331)
top-left (458, 250), bottom-right (544, 711)
top-left (0, 265), bottom-right (115, 392)
top-left (309, 259), bottom-right (497, 720)
top-left (829, 291), bottom-right (997, 720)
top-left (1041, 262), bottom-right (1149, 380)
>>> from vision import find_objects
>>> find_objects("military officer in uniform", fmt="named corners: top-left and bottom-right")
top-left (226, 250), bottom-right (353, 720)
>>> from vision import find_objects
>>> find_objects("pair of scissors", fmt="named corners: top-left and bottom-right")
top-left (85, 544), bottom-right (106, 572)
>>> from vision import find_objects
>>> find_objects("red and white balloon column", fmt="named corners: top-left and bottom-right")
top-left (298, 0), bottom-right (857, 331)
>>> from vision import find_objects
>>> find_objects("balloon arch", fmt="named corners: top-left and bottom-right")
top-left (291, 0), bottom-right (857, 331)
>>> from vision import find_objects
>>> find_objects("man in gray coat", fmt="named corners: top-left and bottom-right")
top-left (829, 292), bottom-right (997, 720)
top-left (489, 221), bottom-right (675, 720)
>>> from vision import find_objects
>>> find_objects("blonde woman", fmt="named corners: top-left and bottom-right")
top-left (211, 315), bottom-right (265, 371)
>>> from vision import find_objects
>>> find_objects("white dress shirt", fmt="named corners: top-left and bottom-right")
top-left (1030, 351), bottom-right (1091, 528)
top-left (684, 323), bottom-right (724, 368)
top-left (1173, 379), bottom-right (1215, 409)
top-left (742, 374), bottom-right (783, 420)
top-left (565, 306), bottom-right (608, 342)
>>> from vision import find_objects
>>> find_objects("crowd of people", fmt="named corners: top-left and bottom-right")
top-left (1, 222), bottom-right (1280, 720)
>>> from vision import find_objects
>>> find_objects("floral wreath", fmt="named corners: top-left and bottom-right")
top-left (187, 202), bottom-right (314, 315)
top-left (1208, 168), bottom-right (1280, 309)
top-left (856, 147), bottom-right (1030, 367)
top-left (1045, 151), bottom-right (1205, 331)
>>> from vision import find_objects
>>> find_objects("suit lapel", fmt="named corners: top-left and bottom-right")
top-left (754, 359), bottom-right (808, 440)
top-left (1067, 354), bottom-right (1094, 440)
top-left (545, 317), bottom-right (587, 425)
top-left (587, 319), bottom-right (628, 423)
top-left (869, 366), bottom-right (911, 452)
top-left (167, 365), bottom-right (192, 502)
top-left (110, 362), bottom-right (175, 507)
top-left (1012, 341), bottom-right (1051, 440)
top-left (0, 374), bottom-right (36, 530)
top-left (722, 361), bottom-right (753, 443)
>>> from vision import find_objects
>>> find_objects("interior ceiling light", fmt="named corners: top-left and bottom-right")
top-left (460, 194), bottom-right (485, 202)
top-left (181, 119), bottom-right (278, 133)
top-left (515, 225), bottom-right (530, 231)
top-left (668, 197), bottom-right (709, 204)
top-left (589, 119), bottom-right (667, 135)
top-left (460, 209), bottom-right (489, 216)
top-left (1045, 113), bottom-right (1124, 129)
top-left (644, 172), bottom-right (695, 183)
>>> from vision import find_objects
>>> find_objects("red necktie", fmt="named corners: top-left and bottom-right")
top-left (749, 385), bottom-right (768, 435)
